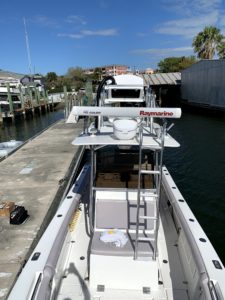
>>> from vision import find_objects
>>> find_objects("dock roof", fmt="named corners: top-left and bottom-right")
top-left (142, 72), bottom-right (181, 86)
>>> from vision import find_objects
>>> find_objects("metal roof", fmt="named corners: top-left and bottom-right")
top-left (142, 72), bottom-right (181, 86)
top-left (0, 70), bottom-right (24, 79)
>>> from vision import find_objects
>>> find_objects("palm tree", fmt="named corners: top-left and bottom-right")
top-left (192, 26), bottom-right (224, 59)
top-left (217, 41), bottom-right (225, 59)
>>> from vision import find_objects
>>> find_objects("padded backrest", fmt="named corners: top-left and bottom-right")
top-left (95, 199), bottom-right (155, 230)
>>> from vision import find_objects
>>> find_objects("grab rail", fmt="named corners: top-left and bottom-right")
top-left (208, 280), bottom-right (223, 300)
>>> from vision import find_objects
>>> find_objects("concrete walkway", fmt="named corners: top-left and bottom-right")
top-left (0, 120), bottom-right (84, 299)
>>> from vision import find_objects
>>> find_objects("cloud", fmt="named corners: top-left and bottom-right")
top-left (81, 29), bottom-right (118, 36)
top-left (131, 46), bottom-right (193, 56)
top-left (191, 0), bottom-right (221, 14)
top-left (161, 0), bottom-right (221, 16)
top-left (30, 15), bottom-right (60, 29)
top-left (156, 11), bottom-right (219, 38)
top-left (58, 33), bottom-right (83, 39)
top-left (157, 0), bottom-right (223, 39)
top-left (65, 15), bottom-right (87, 25)
top-left (58, 28), bottom-right (118, 39)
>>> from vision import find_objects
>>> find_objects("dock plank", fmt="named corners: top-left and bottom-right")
top-left (0, 120), bottom-right (84, 299)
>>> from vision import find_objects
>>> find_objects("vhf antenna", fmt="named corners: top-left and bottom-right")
top-left (23, 18), bottom-right (32, 75)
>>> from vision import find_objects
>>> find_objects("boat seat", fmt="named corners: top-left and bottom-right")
top-left (91, 196), bottom-right (156, 257)
top-left (91, 231), bottom-right (154, 257)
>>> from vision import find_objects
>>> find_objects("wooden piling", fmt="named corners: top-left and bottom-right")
top-left (19, 85), bottom-right (25, 110)
top-left (0, 104), bottom-right (2, 123)
top-left (6, 83), bottom-right (14, 114)
top-left (63, 86), bottom-right (68, 118)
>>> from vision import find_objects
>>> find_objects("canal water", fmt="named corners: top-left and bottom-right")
top-left (0, 108), bottom-right (224, 264)
top-left (0, 110), bottom-right (64, 142)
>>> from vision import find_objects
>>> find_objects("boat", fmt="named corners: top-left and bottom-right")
top-left (95, 74), bottom-right (147, 107)
top-left (0, 140), bottom-right (23, 158)
top-left (8, 75), bottom-right (225, 299)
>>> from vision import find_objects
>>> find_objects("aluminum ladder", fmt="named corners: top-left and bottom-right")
top-left (134, 121), bottom-right (166, 260)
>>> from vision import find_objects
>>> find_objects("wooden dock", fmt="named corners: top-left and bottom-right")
top-left (0, 120), bottom-right (84, 299)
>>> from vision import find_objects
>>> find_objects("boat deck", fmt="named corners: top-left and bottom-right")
top-left (0, 120), bottom-right (84, 300)
top-left (56, 148), bottom-right (189, 299)
top-left (57, 199), bottom-right (189, 300)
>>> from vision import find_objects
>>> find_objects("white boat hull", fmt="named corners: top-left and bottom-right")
top-left (8, 164), bottom-right (225, 300)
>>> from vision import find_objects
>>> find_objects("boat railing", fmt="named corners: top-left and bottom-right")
top-left (162, 169), bottom-right (225, 300)
top-left (8, 164), bottom-right (91, 300)
top-left (8, 192), bottom-right (81, 300)
top-left (208, 280), bottom-right (222, 300)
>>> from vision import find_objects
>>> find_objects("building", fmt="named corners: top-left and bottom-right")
top-left (142, 72), bottom-right (181, 106)
top-left (101, 65), bottom-right (129, 76)
top-left (181, 60), bottom-right (225, 110)
top-left (84, 65), bottom-right (129, 77)
top-left (0, 70), bottom-right (24, 88)
top-left (139, 68), bottom-right (154, 75)
top-left (20, 74), bottom-right (45, 91)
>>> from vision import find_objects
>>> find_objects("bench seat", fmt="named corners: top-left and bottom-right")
top-left (91, 231), bottom-right (154, 258)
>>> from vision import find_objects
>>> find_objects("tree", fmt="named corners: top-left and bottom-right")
top-left (192, 26), bottom-right (224, 59)
top-left (158, 56), bottom-right (197, 73)
top-left (46, 72), bottom-right (57, 82)
top-left (93, 67), bottom-right (103, 81)
top-left (158, 57), bottom-right (181, 72)
top-left (45, 72), bottom-right (58, 90)
top-left (178, 56), bottom-right (197, 69)
top-left (217, 41), bottom-right (225, 59)
top-left (66, 67), bottom-right (86, 90)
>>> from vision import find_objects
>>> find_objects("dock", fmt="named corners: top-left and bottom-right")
top-left (0, 120), bottom-right (84, 299)
top-left (0, 84), bottom-right (77, 123)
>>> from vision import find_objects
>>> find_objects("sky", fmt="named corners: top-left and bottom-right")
top-left (1, 0), bottom-right (225, 75)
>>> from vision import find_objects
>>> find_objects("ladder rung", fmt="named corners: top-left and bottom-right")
top-left (141, 145), bottom-right (162, 150)
top-left (139, 216), bottom-right (157, 220)
top-left (140, 192), bottom-right (158, 197)
top-left (140, 170), bottom-right (160, 175)
top-left (138, 237), bottom-right (154, 242)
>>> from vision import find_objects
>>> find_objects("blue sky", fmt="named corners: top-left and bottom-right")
top-left (1, 0), bottom-right (225, 75)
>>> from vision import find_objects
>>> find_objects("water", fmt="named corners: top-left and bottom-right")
top-left (164, 111), bottom-right (225, 264)
top-left (0, 110), bottom-right (64, 142)
top-left (0, 109), bottom-right (224, 264)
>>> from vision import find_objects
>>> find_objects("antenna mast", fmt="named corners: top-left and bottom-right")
top-left (23, 18), bottom-right (32, 75)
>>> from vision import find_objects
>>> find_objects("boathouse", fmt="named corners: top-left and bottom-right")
top-left (181, 59), bottom-right (225, 110)
top-left (142, 72), bottom-right (181, 106)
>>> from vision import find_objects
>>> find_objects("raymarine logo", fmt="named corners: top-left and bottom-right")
top-left (139, 110), bottom-right (173, 117)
